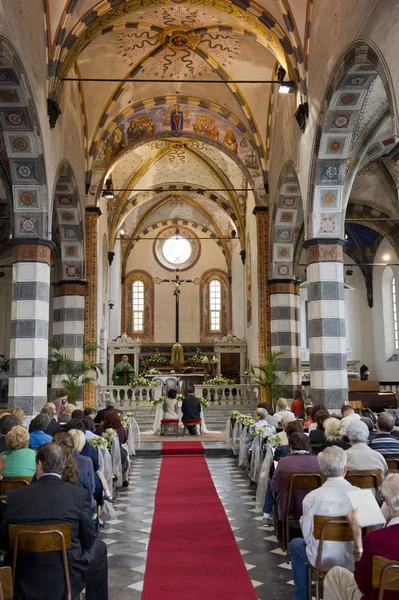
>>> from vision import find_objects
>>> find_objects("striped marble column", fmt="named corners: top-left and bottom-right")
top-left (269, 280), bottom-right (301, 396)
top-left (51, 282), bottom-right (87, 388)
top-left (305, 240), bottom-right (347, 408)
top-left (9, 242), bottom-right (51, 413)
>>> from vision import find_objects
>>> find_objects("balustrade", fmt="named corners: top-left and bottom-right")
top-left (194, 384), bottom-right (258, 405)
top-left (99, 385), bottom-right (162, 409)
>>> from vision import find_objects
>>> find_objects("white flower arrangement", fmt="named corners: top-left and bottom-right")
top-left (146, 368), bottom-right (162, 375)
top-left (206, 375), bottom-right (235, 385)
top-left (131, 375), bottom-right (160, 387)
top-left (199, 396), bottom-right (208, 409)
top-left (176, 393), bottom-right (185, 401)
top-left (121, 412), bottom-right (136, 429)
top-left (87, 436), bottom-right (109, 451)
top-left (201, 355), bottom-right (210, 364)
top-left (150, 397), bottom-right (165, 407)
top-left (230, 410), bottom-right (242, 420)
top-left (101, 428), bottom-right (117, 449)
top-left (211, 356), bottom-right (219, 364)
top-left (251, 426), bottom-right (267, 438)
top-left (268, 433), bottom-right (284, 447)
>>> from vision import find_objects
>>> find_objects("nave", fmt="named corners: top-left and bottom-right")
top-left (106, 455), bottom-right (292, 600)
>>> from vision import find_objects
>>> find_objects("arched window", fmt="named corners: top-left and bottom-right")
top-left (382, 266), bottom-right (398, 361)
top-left (123, 270), bottom-right (154, 340)
top-left (200, 270), bottom-right (231, 340)
top-left (133, 280), bottom-right (145, 332)
top-left (393, 277), bottom-right (398, 352)
top-left (209, 279), bottom-right (221, 332)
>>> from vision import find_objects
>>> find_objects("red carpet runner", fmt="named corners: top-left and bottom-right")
top-left (142, 442), bottom-right (258, 600)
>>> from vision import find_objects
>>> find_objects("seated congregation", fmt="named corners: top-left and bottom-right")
top-left (0, 388), bottom-right (135, 599)
top-left (238, 391), bottom-right (399, 599)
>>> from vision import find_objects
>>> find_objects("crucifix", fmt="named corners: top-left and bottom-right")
top-left (155, 266), bottom-right (200, 343)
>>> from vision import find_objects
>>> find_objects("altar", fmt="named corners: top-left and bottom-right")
top-left (147, 373), bottom-right (204, 397)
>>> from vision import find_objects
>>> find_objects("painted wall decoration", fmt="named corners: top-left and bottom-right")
top-left (246, 234), bottom-right (252, 326)
top-left (116, 24), bottom-right (241, 77)
top-left (94, 102), bottom-right (261, 179)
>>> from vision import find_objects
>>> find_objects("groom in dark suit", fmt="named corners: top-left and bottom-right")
top-left (2, 443), bottom-right (108, 600)
top-left (181, 387), bottom-right (201, 435)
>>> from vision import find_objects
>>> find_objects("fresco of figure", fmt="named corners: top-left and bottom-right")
top-left (170, 104), bottom-right (184, 131)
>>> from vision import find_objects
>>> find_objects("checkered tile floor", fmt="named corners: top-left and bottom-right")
top-left (102, 457), bottom-right (294, 599)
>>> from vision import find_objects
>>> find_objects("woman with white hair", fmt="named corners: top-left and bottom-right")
top-left (345, 420), bottom-right (387, 478)
top-left (247, 408), bottom-right (276, 450)
top-left (273, 398), bottom-right (292, 424)
top-left (319, 417), bottom-right (350, 452)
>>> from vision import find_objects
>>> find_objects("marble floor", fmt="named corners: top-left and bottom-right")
top-left (103, 457), bottom-right (295, 600)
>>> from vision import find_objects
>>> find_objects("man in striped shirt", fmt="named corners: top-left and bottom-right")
top-left (369, 412), bottom-right (399, 458)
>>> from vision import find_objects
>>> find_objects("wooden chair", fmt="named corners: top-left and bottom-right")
top-left (308, 516), bottom-right (353, 600)
top-left (182, 420), bottom-right (202, 436)
top-left (0, 478), bottom-right (31, 496)
top-left (160, 419), bottom-right (179, 437)
top-left (284, 472), bottom-right (324, 562)
top-left (9, 523), bottom-right (74, 600)
top-left (372, 556), bottom-right (399, 600)
top-left (345, 469), bottom-right (381, 491)
top-left (0, 567), bottom-right (13, 600)
top-left (386, 458), bottom-right (399, 471)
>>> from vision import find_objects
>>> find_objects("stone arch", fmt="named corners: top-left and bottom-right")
top-left (122, 269), bottom-right (154, 341)
top-left (88, 96), bottom-right (265, 208)
top-left (270, 163), bottom-right (303, 280)
top-left (307, 39), bottom-right (398, 240)
top-left (0, 34), bottom-right (48, 241)
top-left (200, 268), bottom-right (231, 341)
top-left (52, 162), bottom-right (85, 281)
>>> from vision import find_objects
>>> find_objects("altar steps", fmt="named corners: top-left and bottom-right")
top-left (121, 403), bottom-right (258, 432)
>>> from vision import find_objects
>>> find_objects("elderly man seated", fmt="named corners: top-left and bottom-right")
top-left (289, 446), bottom-right (359, 600)
top-left (247, 408), bottom-right (276, 450)
top-left (324, 473), bottom-right (399, 600)
top-left (271, 433), bottom-right (319, 542)
top-left (345, 420), bottom-right (387, 478)
top-left (369, 412), bottom-right (399, 458)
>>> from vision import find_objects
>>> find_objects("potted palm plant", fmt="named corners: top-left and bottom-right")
top-left (249, 350), bottom-right (298, 411)
top-left (49, 340), bottom-right (104, 404)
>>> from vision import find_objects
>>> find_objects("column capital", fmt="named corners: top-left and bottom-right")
top-left (12, 240), bottom-right (53, 265)
top-left (85, 206), bottom-right (102, 217)
top-left (304, 238), bottom-right (344, 263)
top-left (252, 206), bottom-right (269, 215)
top-left (52, 280), bottom-right (88, 296)
top-left (268, 279), bottom-right (300, 294)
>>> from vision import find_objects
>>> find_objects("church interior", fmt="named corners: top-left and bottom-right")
top-left (0, 1), bottom-right (399, 599)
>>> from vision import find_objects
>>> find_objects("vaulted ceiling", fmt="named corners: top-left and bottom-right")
top-left (46, 0), bottom-right (312, 259)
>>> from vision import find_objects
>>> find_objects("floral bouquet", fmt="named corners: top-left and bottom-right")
top-left (230, 410), bottom-right (242, 420)
top-left (146, 349), bottom-right (168, 365)
top-left (239, 414), bottom-right (255, 428)
top-left (146, 368), bottom-right (162, 375)
top-left (187, 348), bottom-right (206, 365)
top-left (87, 436), bottom-right (108, 451)
top-left (121, 412), bottom-right (136, 430)
top-left (251, 426), bottom-right (267, 438)
top-left (199, 396), bottom-right (208, 409)
top-left (150, 397), bottom-right (165, 407)
top-left (201, 355), bottom-right (210, 364)
top-left (176, 393), bottom-right (185, 402)
top-left (101, 428), bottom-right (117, 450)
top-left (206, 375), bottom-right (235, 385)
top-left (131, 375), bottom-right (160, 387)
top-left (268, 434), bottom-right (284, 448)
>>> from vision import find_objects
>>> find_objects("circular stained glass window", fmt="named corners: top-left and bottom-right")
top-left (162, 235), bottom-right (192, 266)
top-left (153, 225), bottom-right (201, 271)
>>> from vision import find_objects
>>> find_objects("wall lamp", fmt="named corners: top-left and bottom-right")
top-left (102, 179), bottom-right (114, 199)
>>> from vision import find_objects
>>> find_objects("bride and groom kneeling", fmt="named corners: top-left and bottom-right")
top-left (163, 388), bottom-right (201, 435)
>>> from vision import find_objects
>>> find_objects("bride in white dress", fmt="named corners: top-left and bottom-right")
top-left (163, 389), bottom-right (179, 420)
